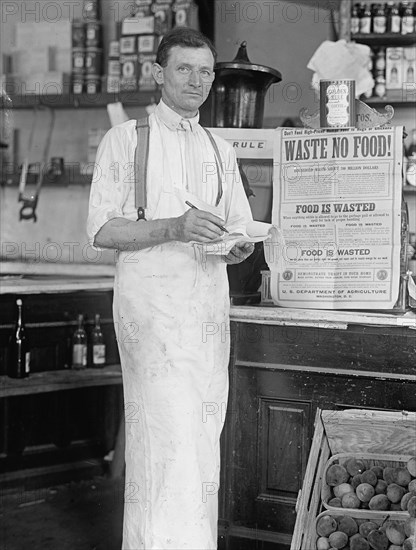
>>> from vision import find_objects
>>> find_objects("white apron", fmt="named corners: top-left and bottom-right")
top-left (114, 155), bottom-right (230, 548)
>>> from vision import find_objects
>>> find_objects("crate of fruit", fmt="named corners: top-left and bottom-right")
top-left (314, 510), bottom-right (415, 550)
top-left (322, 452), bottom-right (416, 517)
top-left (291, 408), bottom-right (416, 550)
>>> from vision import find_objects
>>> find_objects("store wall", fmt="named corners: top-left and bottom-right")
top-left (1, 1), bottom-right (414, 264)
top-left (1, 1), bottom-right (152, 263)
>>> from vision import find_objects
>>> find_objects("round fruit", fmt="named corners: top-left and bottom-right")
top-left (337, 515), bottom-right (358, 536)
top-left (328, 531), bottom-right (348, 549)
top-left (341, 492), bottom-right (361, 509)
top-left (361, 470), bottom-right (378, 487)
top-left (351, 475), bottom-right (363, 490)
top-left (374, 479), bottom-right (388, 495)
top-left (328, 497), bottom-right (342, 508)
top-left (370, 466), bottom-right (384, 479)
top-left (401, 492), bottom-right (414, 511)
top-left (327, 465), bottom-right (349, 487)
top-left (403, 537), bottom-right (416, 550)
top-left (408, 496), bottom-right (416, 518)
top-left (350, 533), bottom-right (370, 550)
top-left (385, 519), bottom-right (406, 546)
top-left (367, 529), bottom-right (389, 550)
top-left (316, 536), bottom-right (331, 550)
top-left (386, 483), bottom-right (406, 504)
top-left (334, 483), bottom-right (355, 499)
top-left (317, 515), bottom-right (338, 537)
top-left (345, 458), bottom-right (367, 476)
top-left (369, 494), bottom-right (390, 511)
top-left (404, 517), bottom-right (416, 537)
top-left (383, 467), bottom-right (395, 485)
top-left (356, 483), bottom-right (375, 503)
top-left (359, 521), bottom-right (379, 538)
top-left (407, 457), bottom-right (416, 477)
top-left (393, 467), bottom-right (412, 487)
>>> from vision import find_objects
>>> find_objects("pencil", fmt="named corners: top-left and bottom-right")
top-left (185, 201), bottom-right (229, 233)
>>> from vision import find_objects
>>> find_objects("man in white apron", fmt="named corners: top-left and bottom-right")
top-left (87, 27), bottom-right (254, 549)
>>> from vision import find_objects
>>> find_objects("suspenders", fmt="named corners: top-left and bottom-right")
top-left (134, 116), bottom-right (223, 222)
top-left (134, 117), bottom-right (150, 221)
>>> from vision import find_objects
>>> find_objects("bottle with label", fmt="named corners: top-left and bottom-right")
top-left (374, 70), bottom-right (387, 97)
top-left (387, 1), bottom-right (402, 32)
top-left (373, 3), bottom-right (387, 32)
top-left (7, 298), bottom-right (30, 379)
top-left (351, 3), bottom-right (361, 34)
top-left (401, 1), bottom-right (415, 33)
top-left (375, 47), bottom-right (386, 71)
top-left (360, 3), bottom-right (373, 33)
top-left (91, 313), bottom-right (106, 368)
top-left (72, 313), bottom-right (87, 369)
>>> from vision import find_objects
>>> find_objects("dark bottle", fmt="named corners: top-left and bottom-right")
top-left (360, 3), bottom-right (373, 33)
top-left (72, 313), bottom-right (87, 369)
top-left (387, 1), bottom-right (402, 32)
top-left (373, 3), bottom-right (387, 32)
top-left (351, 3), bottom-right (361, 34)
top-left (91, 313), bottom-right (106, 368)
top-left (7, 298), bottom-right (30, 379)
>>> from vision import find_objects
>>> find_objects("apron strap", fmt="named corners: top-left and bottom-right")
top-left (135, 116), bottom-right (150, 221)
top-left (202, 127), bottom-right (223, 206)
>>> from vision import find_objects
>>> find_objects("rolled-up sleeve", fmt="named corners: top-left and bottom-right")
top-left (87, 123), bottom-right (135, 248)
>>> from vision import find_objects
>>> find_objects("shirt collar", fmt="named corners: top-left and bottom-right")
top-left (156, 99), bottom-right (200, 131)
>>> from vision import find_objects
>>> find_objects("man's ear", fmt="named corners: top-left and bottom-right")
top-left (152, 63), bottom-right (164, 86)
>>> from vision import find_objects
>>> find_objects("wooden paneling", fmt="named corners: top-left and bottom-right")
top-left (220, 318), bottom-right (416, 548)
top-left (258, 400), bottom-right (310, 498)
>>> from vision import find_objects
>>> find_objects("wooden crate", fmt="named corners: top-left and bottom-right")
top-left (291, 408), bottom-right (416, 550)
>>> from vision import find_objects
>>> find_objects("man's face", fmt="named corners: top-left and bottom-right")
top-left (152, 45), bottom-right (215, 118)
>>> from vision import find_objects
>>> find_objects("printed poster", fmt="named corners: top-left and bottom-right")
top-left (266, 126), bottom-right (403, 309)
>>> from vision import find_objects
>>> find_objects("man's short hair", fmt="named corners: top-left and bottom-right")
top-left (156, 27), bottom-right (217, 67)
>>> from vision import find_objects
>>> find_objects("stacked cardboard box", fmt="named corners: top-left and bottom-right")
top-left (9, 20), bottom-right (71, 95)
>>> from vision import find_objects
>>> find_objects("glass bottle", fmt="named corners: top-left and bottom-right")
top-left (387, 1), bottom-right (402, 32)
top-left (401, 1), bottom-right (415, 33)
top-left (373, 3), bottom-right (387, 32)
top-left (360, 3), bottom-right (373, 33)
top-left (72, 313), bottom-right (87, 369)
top-left (375, 47), bottom-right (386, 71)
top-left (91, 313), bottom-right (106, 368)
top-left (351, 3), bottom-right (361, 34)
top-left (7, 298), bottom-right (30, 379)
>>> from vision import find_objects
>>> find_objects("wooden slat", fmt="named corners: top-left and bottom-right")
top-left (291, 409), bottom-right (331, 550)
top-left (322, 409), bottom-right (416, 455)
top-left (0, 364), bottom-right (122, 398)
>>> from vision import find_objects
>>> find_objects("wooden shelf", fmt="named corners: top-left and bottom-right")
top-left (352, 33), bottom-right (416, 47)
top-left (4, 91), bottom-right (160, 110)
top-left (364, 95), bottom-right (415, 106)
top-left (0, 364), bottom-right (122, 398)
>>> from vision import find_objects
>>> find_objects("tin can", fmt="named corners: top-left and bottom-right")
top-left (85, 20), bottom-right (102, 47)
top-left (320, 79), bottom-right (356, 129)
top-left (85, 47), bottom-right (102, 75)
top-left (85, 75), bottom-right (101, 94)
top-left (108, 40), bottom-right (120, 59)
top-left (72, 48), bottom-right (86, 73)
top-left (83, 0), bottom-right (99, 20)
top-left (72, 75), bottom-right (84, 94)
top-left (72, 20), bottom-right (85, 47)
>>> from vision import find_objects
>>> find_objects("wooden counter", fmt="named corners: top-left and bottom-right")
top-left (219, 308), bottom-right (416, 550)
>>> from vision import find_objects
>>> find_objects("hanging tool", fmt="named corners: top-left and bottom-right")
top-left (18, 106), bottom-right (55, 222)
